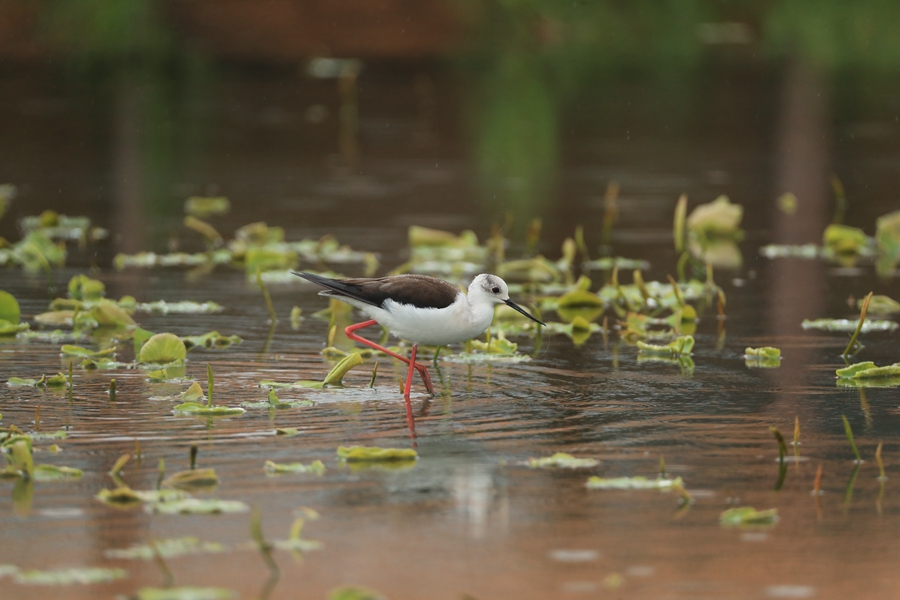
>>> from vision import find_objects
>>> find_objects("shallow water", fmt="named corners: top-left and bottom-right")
top-left (1, 58), bottom-right (900, 600)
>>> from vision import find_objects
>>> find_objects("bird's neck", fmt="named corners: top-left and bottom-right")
top-left (465, 295), bottom-right (496, 330)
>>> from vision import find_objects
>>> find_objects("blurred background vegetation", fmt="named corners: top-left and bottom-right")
top-left (1, 0), bottom-right (899, 228)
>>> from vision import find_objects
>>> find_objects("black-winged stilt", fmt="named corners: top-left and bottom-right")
top-left (295, 271), bottom-right (544, 420)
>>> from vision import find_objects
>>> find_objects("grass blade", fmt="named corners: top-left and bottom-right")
top-left (842, 291), bottom-right (873, 356)
top-left (841, 414), bottom-right (862, 463)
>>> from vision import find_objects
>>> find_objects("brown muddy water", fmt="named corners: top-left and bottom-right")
top-left (1, 59), bottom-right (900, 600)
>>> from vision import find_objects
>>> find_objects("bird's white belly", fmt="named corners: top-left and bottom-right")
top-left (363, 298), bottom-right (491, 346)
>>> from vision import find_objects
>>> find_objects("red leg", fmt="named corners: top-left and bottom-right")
top-left (344, 320), bottom-right (435, 395)
top-left (403, 345), bottom-right (418, 438)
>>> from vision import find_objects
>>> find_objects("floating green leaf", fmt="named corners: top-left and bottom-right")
top-left (823, 224), bottom-right (868, 255)
top-left (0, 290), bottom-right (21, 325)
top-left (637, 335), bottom-right (694, 357)
top-left (836, 361), bottom-right (900, 379)
top-left (242, 389), bottom-right (313, 409)
top-left (528, 453), bottom-right (599, 469)
top-left (0, 321), bottom-right (28, 336)
top-left (264, 460), bottom-right (326, 475)
top-left (337, 446), bottom-right (418, 462)
top-left (759, 243), bottom-right (821, 259)
top-left (96, 487), bottom-right (190, 506)
top-left (147, 498), bottom-right (250, 515)
top-left (328, 586), bottom-right (388, 600)
top-left (860, 295), bottom-right (900, 316)
top-left (4, 439), bottom-right (34, 479)
top-left (105, 537), bottom-right (226, 560)
top-left (182, 331), bottom-right (242, 350)
top-left (60, 345), bottom-right (116, 358)
top-left (46, 372), bottom-right (68, 387)
top-left (67, 275), bottom-right (105, 301)
top-left (719, 507), bottom-right (779, 527)
top-left (14, 567), bottom-right (126, 585)
top-left (139, 333), bottom-right (187, 364)
top-left (470, 333), bottom-right (519, 355)
top-left (586, 476), bottom-right (683, 490)
top-left (185, 196), bottom-right (231, 218)
top-left (7, 376), bottom-right (46, 387)
top-left (744, 347), bottom-right (781, 359)
top-left (33, 465), bottom-right (83, 481)
top-left (802, 318), bottom-right (898, 333)
top-left (275, 428), bottom-right (300, 437)
top-left (173, 403), bottom-right (244, 416)
top-left (134, 586), bottom-right (238, 600)
top-left (139, 301), bottom-right (223, 315)
top-left (89, 299), bottom-right (135, 327)
top-left (162, 468), bottom-right (219, 489)
top-left (180, 382), bottom-right (205, 402)
top-left (687, 195), bottom-right (743, 238)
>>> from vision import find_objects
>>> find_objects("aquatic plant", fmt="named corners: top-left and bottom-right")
top-left (586, 476), bottom-right (683, 490)
top-left (719, 507), bottom-right (779, 527)
top-left (337, 446), bottom-right (417, 462)
top-left (528, 453), bottom-right (599, 469)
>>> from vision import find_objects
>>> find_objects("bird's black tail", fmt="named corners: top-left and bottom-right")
top-left (292, 272), bottom-right (379, 308)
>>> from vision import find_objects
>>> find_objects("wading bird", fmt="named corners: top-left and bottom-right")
top-left (296, 272), bottom-right (544, 425)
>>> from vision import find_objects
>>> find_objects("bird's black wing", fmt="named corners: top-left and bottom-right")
top-left (294, 272), bottom-right (459, 310)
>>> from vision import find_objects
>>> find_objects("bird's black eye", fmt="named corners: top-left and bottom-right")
top-left (491, 286), bottom-right (500, 294)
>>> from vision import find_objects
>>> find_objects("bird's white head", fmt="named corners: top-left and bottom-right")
top-left (468, 273), bottom-right (510, 306)
top-left (467, 274), bottom-right (545, 325)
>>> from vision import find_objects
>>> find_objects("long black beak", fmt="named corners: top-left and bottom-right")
top-left (505, 299), bottom-right (545, 326)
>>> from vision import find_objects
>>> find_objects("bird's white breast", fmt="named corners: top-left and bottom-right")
top-left (361, 294), bottom-right (493, 346)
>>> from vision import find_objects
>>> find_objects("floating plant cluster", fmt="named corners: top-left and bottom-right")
top-left (1, 184), bottom-right (899, 597)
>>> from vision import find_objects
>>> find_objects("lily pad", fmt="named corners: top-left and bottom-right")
top-left (180, 382), bottom-right (205, 402)
top-left (528, 453), bottom-right (599, 469)
top-left (328, 585), bottom-right (388, 600)
top-left (242, 389), bottom-right (313, 409)
top-left (185, 196), bottom-right (230, 218)
top-left (96, 487), bottom-right (190, 506)
top-left (89, 300), bottom-right (135, 327)
top-left (801, 318), bottom-right (898, 333)
top-left (46, 372), bottom-right (69, 387)
top-left (34, 310), bottom-right (75, 327)
top-left (173, 403), bottom-right (245, 416)
top-left (139, 333), bottom-right (187, 364)
top-left (14, 567), bottom-right (126, 585)
top-left (105, 537), bottom-right (227, 560)
top-left (337, 446), bottom-right (417, 462)
top-left (60, 345), bottom-right (116, 358)
top-left (836, 361), bottom-right (900, 379)
top-left (586, 476), bottom-right (684, 490)
top-left (0, 321), bottom-right (28, 336)
top-left (146, 498), bottom-right (250, 515)
top-left (275, 428), bottom-right (301, 437)
top-left (582, 257), bottom-right (650, 271)
top-left (67, 275), bottom-right (105, 301)
top-left (759, 244), bottom-right (821, 259)
top-left (138, 301), bottom-right (223, 315)
top-left (470, 334), bottom-right (519, 355)
top-left (859, 295), bottom-right (900, 316)
top-left (744, 347), bottom-right (781, 359)
top-left (876, 210), bottom-right (900, 272)
top-left (687, 195), bottom-right (743, 238)
top-left (134, 586), bottom-right (238, 600)
top-left (182, 331), bottom-right (241, 350)
top-left (33, 465), bottom-right (83, 481)
top-left (823, 224), bottom-right (868, 255)
top-left (0, 290), bottom-right (21, 325)
top-left (637, 335), bottom-right (695, 357)
top-left (162, 468), bottom-right (219, 489)
top-left (264, 460), bottom-right (326, 475)
top-left (719, 507), bottom-right (779, 527)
